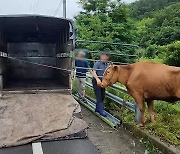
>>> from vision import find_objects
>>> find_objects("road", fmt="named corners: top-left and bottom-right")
top-left (81, 106), bottom-right (147, 154)
top-left (0, 105), bottom-right (147, 154)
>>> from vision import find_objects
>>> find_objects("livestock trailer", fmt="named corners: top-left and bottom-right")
top-left (0, 15), bottom-right (76, 91)
top-left (0, 15), bottom-right (100, 154)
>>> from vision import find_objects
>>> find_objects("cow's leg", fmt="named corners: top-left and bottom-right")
top-left (147, 100), bottom-right (155, 123)
top-left (131, 93), bottom-right (145, 127)
top-left (176, 89), bottom-right (180, 99)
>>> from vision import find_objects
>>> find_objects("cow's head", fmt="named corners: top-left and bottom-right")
top-left (101, 63), bottom-right (119, 88)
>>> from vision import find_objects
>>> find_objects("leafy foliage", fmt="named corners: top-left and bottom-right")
top-left (158, 41), bottom-right (180, 66)
top-left (129, 0), bottom-right (179, 19)
top-left (144, 45), bottom-right (156, 58)
top-left (139, 3), bottom-right (180, 47)
top-left (75, 0), bottom-right (137, 57)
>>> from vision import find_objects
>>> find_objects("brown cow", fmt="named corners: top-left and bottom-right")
top-left (101, 62), bottom-right (180, 127)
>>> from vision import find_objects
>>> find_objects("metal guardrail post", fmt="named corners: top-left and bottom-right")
top-left (134, 102), bottom-right (141, 123)
top-left (0, 75), bottom-right (3, 98)
top-left (0, 75), bottom-right (3, 90)
top-left (0, 55), bottom-right (5, 92)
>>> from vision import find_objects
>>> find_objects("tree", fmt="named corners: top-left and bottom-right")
top-left (129, 0), bottom-right (179, 19)
top-left (139, 3), bottom-right (180, 47)
top-left (78, 0), bottom-right (110, 14)
top-left (75, 0), bottom-right (137, 63)
top-left (75, 0), bottom-right (136, 49)
top-left (158, 41), bottom-right (180, 66)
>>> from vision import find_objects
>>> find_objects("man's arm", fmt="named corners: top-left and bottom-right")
top-left (90, 70), bottom-right (101, 86)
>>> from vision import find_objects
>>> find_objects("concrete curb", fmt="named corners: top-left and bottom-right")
top-left (123, 123), bottom-right (180, 154)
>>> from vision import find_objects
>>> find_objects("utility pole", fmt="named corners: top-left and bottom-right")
top-left (63, 0), bottom-right (66, 18)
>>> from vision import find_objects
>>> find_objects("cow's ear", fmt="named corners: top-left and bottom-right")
top-left (113, 65), bottom-right (118, 71)
top-left (109, 61), bottom-right (113, 66)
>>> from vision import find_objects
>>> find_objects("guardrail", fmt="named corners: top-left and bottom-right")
top-left (85, 74), bottom-right (141, 125)
top-left (75, 40), bottom-right (141, 126)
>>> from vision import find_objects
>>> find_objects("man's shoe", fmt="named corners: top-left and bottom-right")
top-left (99, 110), bottom-right (107, 117)
top-left (95, 103), bottom-right (107, 117)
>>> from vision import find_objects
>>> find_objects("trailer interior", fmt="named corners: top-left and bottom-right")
top-left (0, 15), bottom-right (74, 90)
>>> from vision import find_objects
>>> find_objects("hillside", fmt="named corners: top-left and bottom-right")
top-left (129, 0), bottom-right (179, 19)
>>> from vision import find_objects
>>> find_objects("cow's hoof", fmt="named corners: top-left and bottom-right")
top-left (136, 123), bottom-right (144, 128)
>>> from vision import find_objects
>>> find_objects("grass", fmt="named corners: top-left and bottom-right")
top-left (139, 57), bottom-right (163, 63)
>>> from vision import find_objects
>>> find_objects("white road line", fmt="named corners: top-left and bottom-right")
top-left (32, 142), bottom-right (44, 154)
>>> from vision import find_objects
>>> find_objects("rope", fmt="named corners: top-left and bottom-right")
top-left (0, 52), bottom-right (107, 76)
top-left (0, 54), bottom-right (105, 76)
top-left (7, 56), bottom-right (72, 73)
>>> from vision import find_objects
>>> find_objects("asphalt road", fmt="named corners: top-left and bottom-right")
top-left (81, 106), bottom-right (147, 154)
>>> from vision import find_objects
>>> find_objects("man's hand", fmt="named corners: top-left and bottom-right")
top-left (96, 78), bottom-right (102, 86)
top-left (90, 70), bottom-right (102, 86)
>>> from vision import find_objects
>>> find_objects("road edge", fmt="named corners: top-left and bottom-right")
top-left (123, 123), bottom-right (180, 154)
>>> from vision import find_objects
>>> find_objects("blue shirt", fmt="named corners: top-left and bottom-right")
top-left (93, 61), bottom-right (108, 78)
top-left (75, 59), bottom-right (90, 78)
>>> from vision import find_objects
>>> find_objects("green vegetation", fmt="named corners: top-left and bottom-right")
top-left (75, 0), bottom-right (137, 63)
top-left (131, 1), bottom-right (180, 66)
top-left (74, 0), bottom-right (180, 148)
top-left (158, 41), bottom-right (180, 66)
top-left (76, 0), bottom-right (180, 66)
top-left (138, 3), bottom-right (180, 47)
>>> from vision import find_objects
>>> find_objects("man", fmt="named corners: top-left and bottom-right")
top-left (75, 51), bottom-right (91, 99)
top-left (92, 52), bottom-right (110, 117)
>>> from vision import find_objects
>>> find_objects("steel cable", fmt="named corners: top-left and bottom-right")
top-left (53, 0), bottom-right (63, 16)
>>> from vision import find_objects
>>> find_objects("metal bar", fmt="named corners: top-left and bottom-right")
top-left (85, 96), bottom-right (121, 125)
top-left (85, 82), bottom-right (135, 112)
top-left (63, 0), bottom-right (67, 18)
top-left (75, 49), bottom-right (138, 57)
top-left (75, 66), bottom-right (103, 71)
top-left (73, 94), bottom-right (118, 128)
top-left (109, 84), bottom-right (128, 94)
top-left (75, 58), bottom-right (129, 65)
top-left (0, 75), bottom-right (3, 90)
top-left (85, 78), bottom-right (142, 123)
top-left (105, 92), bottom-right (135, 112)
top-left (86, 74), bottom-right (128, 94)
top-left (76, 40), bottom-right (140, 48)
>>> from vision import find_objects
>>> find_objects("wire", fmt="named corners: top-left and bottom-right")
top-left (53, 0), bottom-right (63, 16)
top-left (47, 0), bottom-right (56, 15)
top-left (34, 0), bottom-right (39, 14)
top-left (30, 0), bottom-right (34, 13)
top-left (31, 0), bottom-right (38, 14)
top-left (8, 56), bottom-right (72, 72)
